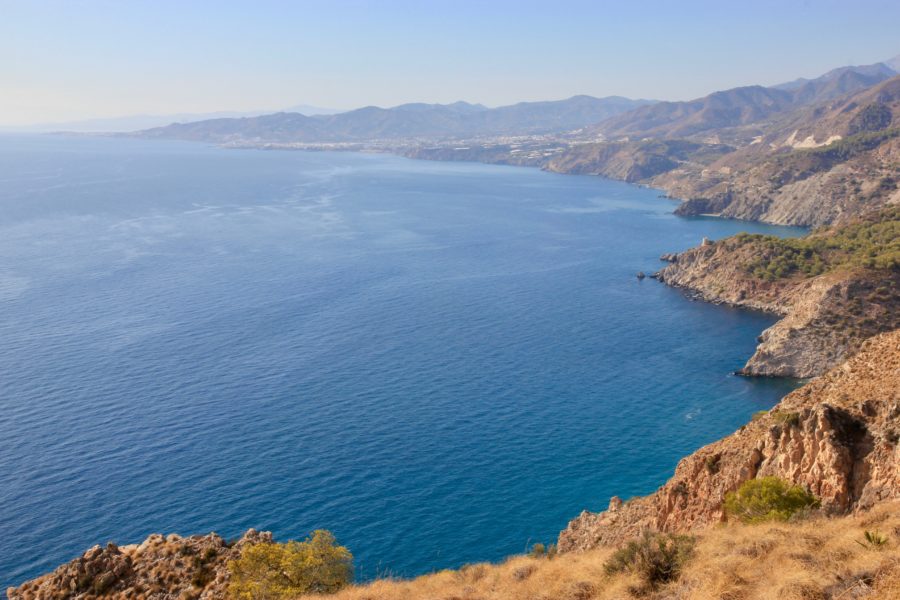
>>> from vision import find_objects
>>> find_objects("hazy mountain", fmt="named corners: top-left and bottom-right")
top-left (773, 62), bottom-right (897, 91)
top-left (3, 104), bottom-right (342, 133)
top-left (134, 96), bottom-right (656, 143)
top-left (594, 61), bottom-right (898, 141)
top-left (594, 85), bottom-right (797, 140)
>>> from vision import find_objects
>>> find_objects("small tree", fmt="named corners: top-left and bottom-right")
top-left (228, 530), bottom-right (353, 599)
top-left (724, 477), bottom-right (819, 524)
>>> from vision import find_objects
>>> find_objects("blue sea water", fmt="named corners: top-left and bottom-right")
top-left (0, 135), bottom-right (802, 588)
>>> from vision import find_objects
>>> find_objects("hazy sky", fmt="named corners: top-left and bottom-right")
top-left (2, 0), bottom-right (899, 125)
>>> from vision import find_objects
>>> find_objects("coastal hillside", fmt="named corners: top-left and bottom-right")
top-left (668, 75), bottom-right (900, 226)
top-left (12, 330), bottom-right (900, 599)
top-left (655, 207), bottom-right (900, 377)
top-left (547, 74), bottom-right (900, 227)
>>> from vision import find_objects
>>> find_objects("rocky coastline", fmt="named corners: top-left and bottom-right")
top-left (652, 223), bottom-right (899, 379)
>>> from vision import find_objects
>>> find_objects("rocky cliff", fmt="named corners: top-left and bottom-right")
top-left (657, 247), bottom-right (900, 379)
top-left (7, 530), bottom-right (272, 600)
top-left (558, 328), bottom-right (900, 552)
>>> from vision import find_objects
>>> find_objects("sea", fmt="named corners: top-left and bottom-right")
top-left (0, 134), bottom-right (802, 587)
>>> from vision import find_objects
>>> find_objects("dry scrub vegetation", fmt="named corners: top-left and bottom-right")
top-left (307, 502), bottom-right (900, 600)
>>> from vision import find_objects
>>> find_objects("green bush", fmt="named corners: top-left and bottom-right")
top-left (724, 477), bottom-right (820, 524)
top-left (228, 530), bottom-right (353, 599)
top-left (857, 530), bottom-right (889, 550)
top-left (604, 531), bottom-right (695, 590)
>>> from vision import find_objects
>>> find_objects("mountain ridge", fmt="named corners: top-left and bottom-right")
top-left (133, 95), bottom-right (656, 142)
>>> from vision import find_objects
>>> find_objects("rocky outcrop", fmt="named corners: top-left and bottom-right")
top-left (7, 530), bottom-right (272, 600)
top-left (558, 329), bottom-right (900, 552)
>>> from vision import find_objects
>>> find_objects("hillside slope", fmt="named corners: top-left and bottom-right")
top-left (319, 503), bottom-right (900, 600)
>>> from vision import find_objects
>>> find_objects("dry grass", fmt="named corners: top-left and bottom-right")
top-left (304, 502), bottom-right (900, 600)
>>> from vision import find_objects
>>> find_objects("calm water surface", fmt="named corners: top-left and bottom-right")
top-left (0, 135), bottom-right (801, 587)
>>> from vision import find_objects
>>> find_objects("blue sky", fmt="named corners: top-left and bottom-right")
top-left (2, 0), bottom-right (899, 125)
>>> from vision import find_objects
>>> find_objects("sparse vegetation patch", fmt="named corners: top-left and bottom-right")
top-left (724, 477), bottom-right (820, 524)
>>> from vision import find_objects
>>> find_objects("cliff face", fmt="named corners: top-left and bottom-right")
top-left (7, 530), bottom-right (271, 600)
top-left (558, 329), bottom-right (900, 552)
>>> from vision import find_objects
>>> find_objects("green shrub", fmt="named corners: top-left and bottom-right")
top-left (857, 530), bottom-right (889, 550)
top-left (227, 530), bottom-right (353, 599)
top-left (604, 531), bottom-right (695, 591)
top-left (724, 477), bottom-right (820, 524)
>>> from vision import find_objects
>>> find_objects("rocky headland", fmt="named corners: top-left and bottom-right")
top-left (654, 207), bottom-right (900, 378)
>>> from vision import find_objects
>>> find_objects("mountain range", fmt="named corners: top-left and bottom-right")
top-left (0, 104), bottom-right (342, 133)
top-left (128, 55), bottom-right (900, 147)
top-left (134, 95), bottom-right (656, 142)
